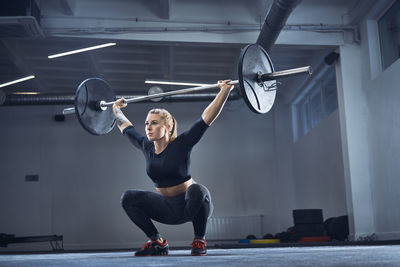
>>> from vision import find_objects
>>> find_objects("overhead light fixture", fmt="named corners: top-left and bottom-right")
top-left (0, 75), bottom-right (35, 88)
top-left (48, 42), bottom-right (116, 59)
top-left (145, 80), bottom-right (211, 87)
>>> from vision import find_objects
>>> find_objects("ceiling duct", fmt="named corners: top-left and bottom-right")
top-left (3, 94), bottom-right (75, 106)
top-left (1, 90), bottom-right (242, 106)
top-left (256, 0), bottom-right (302, 52)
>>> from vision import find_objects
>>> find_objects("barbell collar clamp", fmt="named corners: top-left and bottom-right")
top-left (98, 100), bottom-right (108, 111)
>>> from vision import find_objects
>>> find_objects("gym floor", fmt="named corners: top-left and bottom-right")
top-left (1, 245), bottom-right (400, 266)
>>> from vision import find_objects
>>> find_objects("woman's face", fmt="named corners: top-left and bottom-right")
top-left (145, 113), bottom-right (169, 141)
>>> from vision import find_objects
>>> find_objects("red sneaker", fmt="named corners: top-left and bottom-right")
top-left (134, 239), bottom-right (169, 256)
top-left (191, 239), bottom-right (207, 256)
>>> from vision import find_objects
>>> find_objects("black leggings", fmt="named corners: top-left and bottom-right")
top-left (121, 183), bottom-right (213, 239)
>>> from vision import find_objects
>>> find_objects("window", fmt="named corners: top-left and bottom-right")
top-left (292, 65), bottom-right (338, 142)
top-left (378, 0), bottom-right (400, 70)
top-left (322, 68), bottom-right (338, 115)
top-left (309, 90), bottom-right (323, 129)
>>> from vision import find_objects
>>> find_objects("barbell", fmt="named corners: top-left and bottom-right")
top-left (62, 43), bottom-right (312, 135)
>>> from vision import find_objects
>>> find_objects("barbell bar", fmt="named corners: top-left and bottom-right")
top-left (62, 66), bottom-right (312, 113)
top-left (101, 66), bottom-right (311, 107)
top-left (63, 80), bottom-right (239, 116)
top-left (61, 43), bottom-right (313, 135)
top-left (62, 66), bottom-right (311, 115)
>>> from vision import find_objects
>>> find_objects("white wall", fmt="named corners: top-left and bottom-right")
top-left (365, 32), bottom-right (400, 239)
top-left (292, 110), bottom-right (347, 217)
top-left (273, 100), bottom-right (347, 231)
top-left (367, 58), bottom-right (400, 239)
top-left (336, 42), bottom-right (376, 239)
top-left (333, 1), bottom-right (400, 240)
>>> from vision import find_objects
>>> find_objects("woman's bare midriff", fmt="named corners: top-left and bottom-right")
top-left (156, 178), bottom-right (195, 197)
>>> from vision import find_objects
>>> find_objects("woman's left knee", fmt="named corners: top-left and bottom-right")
top-left (184, 184), bottom-right (213, 220)
top-left (186, 184), bottom-right (210, 201)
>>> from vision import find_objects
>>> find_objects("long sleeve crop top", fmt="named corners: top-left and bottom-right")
top-left (123, 117), bottom-right (209, 188)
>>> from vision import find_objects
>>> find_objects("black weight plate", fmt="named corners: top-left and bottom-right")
top-left (293, 209), bottom-right (323, 225)
top-left (74, 78), bottom-right (116, 135)
top-left (238, 44), bottom-right (276, 114)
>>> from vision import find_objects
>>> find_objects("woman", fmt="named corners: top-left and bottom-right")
top-left (113, 80), bottom-right (234, 256)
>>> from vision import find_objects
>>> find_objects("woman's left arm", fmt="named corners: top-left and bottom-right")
top-left (202, 80), bottom-right (234, 126)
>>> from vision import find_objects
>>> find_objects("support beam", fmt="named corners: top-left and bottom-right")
top-left (41, 19), bottom-right (347, 45)
top-left (336, 43), bottom-right (375, 240)
top-left (1, 39), bottom-right (46, 93)
top-left (159, 0), bottom-right (170, 20)
top-left (166, 46), bottom-right (175, 80)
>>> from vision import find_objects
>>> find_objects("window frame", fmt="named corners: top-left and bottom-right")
top-left (366, 0), bottom-right (399, 79)
top-left (291, 64), bottom-right (338, 142)
top-left (378, 0), bottom-right (400, 71)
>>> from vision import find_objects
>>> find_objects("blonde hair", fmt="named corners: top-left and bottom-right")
top-left (148, 108), bottom-right (177, 142)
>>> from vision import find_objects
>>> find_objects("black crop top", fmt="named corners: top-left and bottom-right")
top-left (123, 117), bottom-right (209, 188)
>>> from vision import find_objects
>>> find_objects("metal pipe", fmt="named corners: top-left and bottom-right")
top-left (256, 0), bottom-right (302, 52)
top-left (2, 94), bottom-right (75, 106)
top-left (2, 90), bottom-right (241, 107)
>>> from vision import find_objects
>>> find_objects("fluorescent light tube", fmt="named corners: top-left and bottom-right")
top-left (0, 75), bottom-right (35, 88)
top-left (145, 80), bottom-right (211, 87)
top-left (48, 43), bottom-right (116, 59)
top-left (12, 92), bottom-right (40, 95)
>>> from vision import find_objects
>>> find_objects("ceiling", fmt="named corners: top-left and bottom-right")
top-left (0, 0), bottom-right (376, 103)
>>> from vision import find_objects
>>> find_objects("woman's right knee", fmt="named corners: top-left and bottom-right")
top-left (120, 190), bottom-right (145, 209)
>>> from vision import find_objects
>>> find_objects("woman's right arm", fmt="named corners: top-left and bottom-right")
top-left (113, 98), bottom-right (133, 133)
top-left (113, 98), bottom-right (149, 150)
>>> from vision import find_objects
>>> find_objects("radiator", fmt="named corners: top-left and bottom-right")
top-left (206, 215), bottom-right (264, 241)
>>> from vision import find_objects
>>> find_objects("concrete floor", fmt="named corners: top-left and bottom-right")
top-left (1, 245), bottom-right (400, 266)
